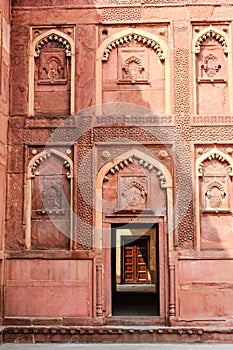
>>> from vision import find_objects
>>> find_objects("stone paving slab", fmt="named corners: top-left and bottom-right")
top-left (1, 344), bottom-right (233, 350)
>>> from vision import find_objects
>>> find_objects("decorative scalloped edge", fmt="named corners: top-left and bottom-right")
top-left (35, 33), bottom-right (72, 57)
top-left (104, 155), bottom-right (167, 187)
top-left (195, 29), bottom-right (228, 54)
top-left (102, 33), bottom-right (165, 61)
top-left (197, 150), bottom-right (233, 177)
top-left (30, 150), bottom-right (72, 179)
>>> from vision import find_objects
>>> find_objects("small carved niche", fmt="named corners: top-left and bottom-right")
top-left (197, 39), bottom-right (226, 83)
top-left (117, 44), bottom-right (149, 85)
top-left (118, 175), bottom-right (148, 211)
top-left (30, 150), bottom-right (72, 250)
top-left (195, 30), bottom-right (229, 114)
top-left (38, 48), bottom-right (67, 85)
top-left (34, 34), bottom-right (71, 116)
top-left (200, 159), bottom-right (232, 213)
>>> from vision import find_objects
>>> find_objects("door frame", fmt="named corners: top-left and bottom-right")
top-left (103, 219), bottom-right (169, 325)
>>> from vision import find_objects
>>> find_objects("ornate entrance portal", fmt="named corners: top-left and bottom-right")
top-left (96, 148), bottom-right (173, 324)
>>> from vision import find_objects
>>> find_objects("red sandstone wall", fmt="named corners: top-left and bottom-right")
top-left (5, 0), bottom-right (233, 331)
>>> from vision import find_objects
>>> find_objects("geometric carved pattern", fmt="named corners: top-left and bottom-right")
top-left (102, 34), bottom-right (165, 61)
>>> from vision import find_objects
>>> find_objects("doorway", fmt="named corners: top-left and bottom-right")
top-left (111, 223), bottom-right (159, 316)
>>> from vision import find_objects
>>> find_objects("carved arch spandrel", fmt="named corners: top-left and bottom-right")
top-left (29, 28), bottom-right (75, 116)
top-left (26, 149), bottom-right (74, 250)
top-left (96, 28), bottom-right (170, 115)
top-left (95, 148), bottom-right (173, 251)
top-left (195, 148), bottom-right (233, 250)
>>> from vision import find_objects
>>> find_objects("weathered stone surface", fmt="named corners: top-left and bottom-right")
top-left (2, 0), bottom-right (233, 340)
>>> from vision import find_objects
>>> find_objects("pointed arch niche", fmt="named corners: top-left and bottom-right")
top-left (29, 29), bottom-right (75, 116)
top-left (25, 149), bottom-right (74, 250)
top-left (96, 28), bottom-right (170, 115)
top-left (195, 148), bottom-right (233, 250)
top-left (193, 25), bottom-right (232, 115)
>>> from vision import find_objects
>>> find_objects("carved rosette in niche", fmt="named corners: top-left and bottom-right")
top-left (201, 54), bottom-right (222, 79)
top-left (118, 175), bottom-right (148, 211)
top-left (200, 159), bottom-right (232, 213)
top-left (117, 44), bottom-right (149, 85)
top-left (37, 44), bottom-right (68, 85)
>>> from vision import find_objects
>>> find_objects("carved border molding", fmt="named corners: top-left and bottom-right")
top-left (102, 33), bottom-right (165, 61)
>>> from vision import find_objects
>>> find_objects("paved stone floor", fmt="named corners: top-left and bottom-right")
top-left (1, 344), bottom-right (233, 349)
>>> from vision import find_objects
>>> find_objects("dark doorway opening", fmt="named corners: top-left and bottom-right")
top-left (111, 223), bottom-right (160, 316)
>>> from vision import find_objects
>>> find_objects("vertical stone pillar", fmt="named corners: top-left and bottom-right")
top-left (96, 264), bottom-right (103, 317)
top-left (169, 253), bottom-right (176, 317)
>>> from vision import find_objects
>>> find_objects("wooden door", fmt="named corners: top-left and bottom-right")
top-left (122, 236), bottom-right (149, 283)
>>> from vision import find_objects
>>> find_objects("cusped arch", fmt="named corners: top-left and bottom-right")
top-left (97, 28), bottom-right (168, 61)
top-left (196, 148), bottom-right (233, 176)
top-left (31, 29), bottom-right (75, 57)
top-left (193, 26), bottom-right (229, 54)
top-left (98, 149), bottom-right (172, 188)
top-left (28, 149), bottom-right (73, 179)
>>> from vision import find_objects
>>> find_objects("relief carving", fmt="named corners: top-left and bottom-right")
top-left (205, 181), bottom-right (226, 209)
top-left (118, 175), bottom-right (148, 211)
top-left (37, 176), bottom-right (65, 215)
top-left (117, 45), bottom-right (149, 85)
top-left (119, 55), bottom-right (148, 84)
top-left (201, 54), bottom-right (221, 78)
top-left (37, 46), bottom-right (67, 85)
top-left (201, 160), bottom-right (231, 212)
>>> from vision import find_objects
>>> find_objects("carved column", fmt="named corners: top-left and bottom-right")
top-left (96, 264), bottom-right (103, 317)
top-left (169, 253), bottom-right (176, 317)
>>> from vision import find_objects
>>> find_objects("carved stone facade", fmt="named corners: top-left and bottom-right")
top-left (1, 0), bottom-right (233, 344)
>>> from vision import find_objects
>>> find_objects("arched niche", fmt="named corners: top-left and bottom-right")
top-left (192, 26), bottom-right (232, 115)
top-left (96, 28), bottom-right (170, 115)
top-left (195, 148), bottom-right (233, 250)
top-left (95, 148), bottom-right (173, 251)
top-left (29, 29), bottom-right (75, 116)
top-left (26, 149), bottom-right (74, 250)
